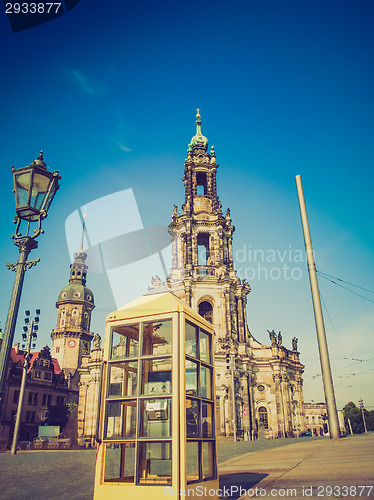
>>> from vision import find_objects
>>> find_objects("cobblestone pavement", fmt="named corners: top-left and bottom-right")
top-left (0, 434), bottom-right (372, 500)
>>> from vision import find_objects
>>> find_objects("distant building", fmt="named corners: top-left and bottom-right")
top-left (1, 344), bottom-right (73, 445)
top-left (304, 402), bottom-right (346, 436)
top-left (50, 242), bottom-right (97, 447)
top-left (303, 402), bottom-right (328, 435)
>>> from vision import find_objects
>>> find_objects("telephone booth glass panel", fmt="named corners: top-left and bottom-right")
top-left (104, 442), bottom-right (135, 483)
top-left (185, 319), bottom-right (216, 484)
top-left (137, 442), bottom-right (172, 484)
top-left (142, 320), bottom-right (172, 356)
top-left (111, 324), bottom-right (139, 359)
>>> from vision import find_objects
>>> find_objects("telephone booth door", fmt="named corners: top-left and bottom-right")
top-left (93, 291), bottom-right (219, 500)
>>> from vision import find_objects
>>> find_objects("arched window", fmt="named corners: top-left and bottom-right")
top-left (196, 172), bottom-right (207, 196)
top-left (258, 406), bottom-right (269, 429)
top-left (197, 233), bottom-right (210, 266)
top-left (199, 301), bottom-right (213, 324)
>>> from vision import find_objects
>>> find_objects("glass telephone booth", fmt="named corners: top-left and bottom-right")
top-left (93, 291), bottom-right (219, 500)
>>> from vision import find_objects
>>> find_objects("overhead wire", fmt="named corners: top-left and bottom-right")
top-left (316, 271), bottom-right (374, 304)
top-left (316, 270), bottom-right (374, 294)
top-left (319, 289), bottom-right (346, 358)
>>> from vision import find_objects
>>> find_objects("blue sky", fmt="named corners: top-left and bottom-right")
top-left (0, 0), bottom-right (373, 411)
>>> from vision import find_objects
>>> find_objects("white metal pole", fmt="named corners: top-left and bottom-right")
top-left (295, 175), bottom-right (340, 439)
top-left (348, 418), bottom-right (353, 435)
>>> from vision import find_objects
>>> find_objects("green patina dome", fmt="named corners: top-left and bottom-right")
top-left (57, 247), bottom-right (95, 306)
top-left (58, 283), bottom-right (95, 305)
top-left (188, 110), bottom-right (208, 152)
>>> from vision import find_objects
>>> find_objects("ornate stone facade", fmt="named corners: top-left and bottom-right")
top-left (52, 111), bottom-right (306, 444)
top-left (168, 112), bottom-right (306, 438)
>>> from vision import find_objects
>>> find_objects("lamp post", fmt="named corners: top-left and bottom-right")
top-left (0, 152), bottom-right (60, 416)
top-left (10, 309), bottom-right (40, 454)
top-left (226, 351), bottom-right (237, 442)
top-left (359, 398), bottom-right (368, 434)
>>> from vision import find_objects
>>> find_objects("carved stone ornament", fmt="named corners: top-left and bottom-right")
top-left (92, 334), bottom-right (102, 350)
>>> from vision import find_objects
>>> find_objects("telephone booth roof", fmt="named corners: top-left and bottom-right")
top-left (106, 290), bottom-right (213, 329)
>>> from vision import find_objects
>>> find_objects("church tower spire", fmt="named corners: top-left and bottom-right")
top-left (51, 213), bottom-right (95, 377)
top-left (168, 111), bottom-right (251, 342)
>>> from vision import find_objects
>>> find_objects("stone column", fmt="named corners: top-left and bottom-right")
top-left (77, 381), bottom-right (88, 446)
top-left (273, 372), bottom-right (284, 438)
top-left (171, 230), bottom-right (178, 269)
top-left (228, 235), bottom-right (234, 269)
top-left (281, 374), bottom-right (291, 436)
top-left (207, 171), bottom-right (212, 197)
top-left (225, 290), bottom-right (231, 338)
top-left (241, 373), bottom-right (251, 437)
top-left (242, 296), bottom-right (249, 344)
top-left (186, 223), bottom-right (192, 267)
top-left (192, 232), bottom-right (197, 267)
top-left (237, 296), bottom-right (244, 342)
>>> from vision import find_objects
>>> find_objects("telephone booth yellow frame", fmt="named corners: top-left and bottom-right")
top-left (93, 291), bottom-right (219, 499)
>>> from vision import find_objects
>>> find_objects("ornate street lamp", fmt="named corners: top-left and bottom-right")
top-left (0, 152), bottom-right (60, 411)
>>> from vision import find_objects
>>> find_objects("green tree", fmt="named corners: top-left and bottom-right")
top-left (343, 402), bottom-right (363, 434)
top-left (343, 402), bottom-right (374, 433)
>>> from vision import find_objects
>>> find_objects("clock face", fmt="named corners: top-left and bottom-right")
top-left (68, 339), bottom-right (76, 348)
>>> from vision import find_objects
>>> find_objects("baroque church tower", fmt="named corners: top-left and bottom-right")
top-left (168, 110), bottom-right (251, 343)
top-left (51, 244), bottom-right (95, 379)
top-left (168, 111), bottom-right (306, 439)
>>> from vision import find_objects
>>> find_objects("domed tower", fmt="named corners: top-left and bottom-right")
top-left (51, 246), bottom-right (95, 375)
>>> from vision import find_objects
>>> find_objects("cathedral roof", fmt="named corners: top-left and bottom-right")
top-left (188, 109), bottom-right (208, 152)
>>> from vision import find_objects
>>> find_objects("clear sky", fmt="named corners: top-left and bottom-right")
top-left (0, 0), bottom-right (373, 412)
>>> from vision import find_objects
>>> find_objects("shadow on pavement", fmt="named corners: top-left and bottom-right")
top-left (219, 472), bottom-right (268, 499)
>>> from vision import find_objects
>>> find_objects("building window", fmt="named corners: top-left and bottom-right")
top-left (198, 301), bottom-right (213, 324)
top-left (44, 372), bottom-right (52, 381)
top-left (13, 390), bottom-right (20, 404)
top-left (196, 172), bottom-right (207, 196)
top-left (26, 411), bottom-right (36, 423)
top-left (28, 392), bottom-right (38, 406)
top-left (258, 406), bottom-right (269, 430)
top-left (34, 371), bottom-right (41, 379)
top-left (56, 347), bottom-right (60, 353)
top-left (42, 394), bottom-right (52, 406)
top-left (60, 318), bottom-right (65, 327)
top-left (197, 234), bottom-right (210, 266)
top-left (56, 396), bottom-right (65, 406)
